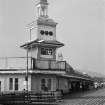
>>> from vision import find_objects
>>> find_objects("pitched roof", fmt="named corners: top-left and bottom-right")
top-left (65, 63), bottom-right (93, 81)
top-left (20, 39), bottom-right (64, 48)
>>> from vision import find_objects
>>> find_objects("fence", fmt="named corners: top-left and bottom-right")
top-left (0, 57), bottom-right (66, 71)
top-left (0, 91), bottom-right (61, 105)
top-left (0, 57), bottom-right (31, 69)
top-left (33, 59), bottom-right (66, 71)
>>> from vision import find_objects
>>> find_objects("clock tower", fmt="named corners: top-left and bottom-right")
top-left (21, 0), bottom-right (64, 60)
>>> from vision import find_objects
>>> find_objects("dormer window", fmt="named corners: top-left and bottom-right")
top-left (41, 48), bottom-right (53, 55)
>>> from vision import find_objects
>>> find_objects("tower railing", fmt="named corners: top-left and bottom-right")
top-left (0, 57), bottom-right (66, 71)
top-left (33, 58), bottom-right (66, 71)
top-left (0, 57), bottom-right (32, 69)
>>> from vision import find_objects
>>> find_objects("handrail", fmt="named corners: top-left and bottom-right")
top-left (0, 57), bottom-right (66, 71)
top-left (0, 91), bottom-right (61, 104)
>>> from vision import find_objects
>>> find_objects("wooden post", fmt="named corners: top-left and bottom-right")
top-left (25, 49), bottom-right (28, 92)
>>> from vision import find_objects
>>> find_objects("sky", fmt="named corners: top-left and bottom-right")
top-left (0, 0), bottom-right (104, 74)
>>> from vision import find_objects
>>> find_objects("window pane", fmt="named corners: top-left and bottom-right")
top-left (15, 78), bottom-right (18, 91)
top-left (9, 78), bottom-right (13, 90)
top-left (49, 49), bottom-right (53, 55)
top-left (41, 48), bottom-right (46, 55)
top-left (41, 48), bottom-right (53, 55)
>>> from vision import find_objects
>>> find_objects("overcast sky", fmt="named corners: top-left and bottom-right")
top-left (0, 0), bottom-right (104, 74)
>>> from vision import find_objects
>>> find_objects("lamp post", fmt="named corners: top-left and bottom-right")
top-left (25, 26), bottom-right (33, 92)
top-left (24, 48), bottom-right (29, 103)
top-left (25, 28), bottom-right (32, 92)
top-left (25, 48), bottom-right (28, 92)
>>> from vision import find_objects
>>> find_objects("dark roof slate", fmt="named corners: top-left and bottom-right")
top-left (20, 39), bottom-right (64, 48)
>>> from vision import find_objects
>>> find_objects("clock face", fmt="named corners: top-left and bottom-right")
top-left (40, 30), bottom-right (53, 36)
top-left (45, 31), bottom-right (49, 35)
top-left (40, 30), bottom-right (44, 35)
top-left (38, 25), bottom-right (56, 40)
top-left (49, 31), bottom-right (53, 36)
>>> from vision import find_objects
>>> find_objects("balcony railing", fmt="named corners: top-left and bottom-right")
top-left (33, 59), bottom-right (66, 70)
top-left (0, 57), bottom-right (32, 69)
top-left (0, 57), bottom-right (66, 71)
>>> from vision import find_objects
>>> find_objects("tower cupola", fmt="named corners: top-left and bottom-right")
top-left (36, 0), bottom-right (49, 17)
top-left (21, 0), bottom-right (64, 60)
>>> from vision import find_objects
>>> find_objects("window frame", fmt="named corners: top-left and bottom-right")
top-left (41, 48), bottom-right (53, 55)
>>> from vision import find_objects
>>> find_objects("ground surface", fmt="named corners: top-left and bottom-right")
top-left (59, 88), bottom-right (105, 105)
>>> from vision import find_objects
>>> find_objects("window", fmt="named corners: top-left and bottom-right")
top-left (49, 49), bottom-right (53, 55)
top-left (9, 78), bottom-right (13, 90)
top-left (15, 78), bottom-right (18, 91)
top-left (41, 48), bottom-right (46, 55)
top-left (41, 48), bottom-right (53, 55)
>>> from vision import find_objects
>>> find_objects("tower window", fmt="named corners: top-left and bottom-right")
top-left (49, 49), bottom-right (53, 55)
top-left (41, 48), bottom-right (53, 55)
top-left (41, 48), bottom-right (46, 55)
